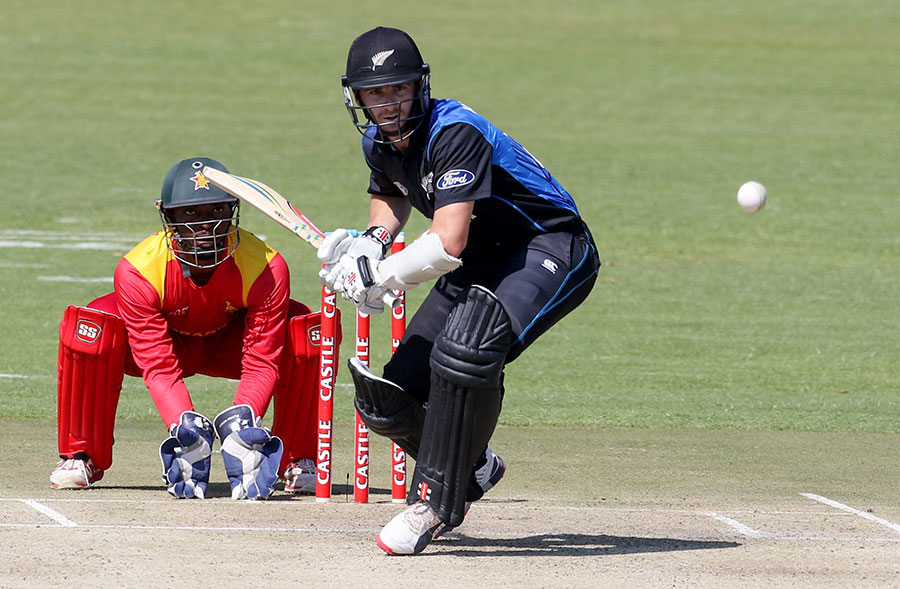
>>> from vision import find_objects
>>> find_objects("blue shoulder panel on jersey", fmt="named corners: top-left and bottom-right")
top-left (425, 99), bottom-right (578, 215)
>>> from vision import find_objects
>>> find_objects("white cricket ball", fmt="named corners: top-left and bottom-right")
top-left (737, 181), bottom-right (767, 212)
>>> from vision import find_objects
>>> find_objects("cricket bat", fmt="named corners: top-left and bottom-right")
top-left (202, 166), bottom-right (398, 309)
top-left (201, 166), bottom-right (325, 249)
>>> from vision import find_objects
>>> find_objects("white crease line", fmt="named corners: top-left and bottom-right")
top-left (0, 241), bottom-right (49, 248)
top-left (0, 521), bottom-right (896, 542)
top-left (0, 241), bottom-right (134, 251)
top-left (2, 498), bottom-right (898, 541)
top-left (37, 276), bottom-right (114, 283)
top-left (800, 493), bottom-right (900, 535)
top-left (1, 522), bottom-right (372, 533)
top-left (2, 497), bottom-right (380, 507)
top-left (0, 230), bottom-right (141, 240)
top-left (706, 512), bottom-right (769, 538)
top-left (0, 374), bottom-right (29, 379)
top-left (20, 499), bottom-right (78, 527)
top-left (775, 535), bottom-right (900, 543)
top-left (0, 498), bottom-right (862, 516)
top-left (0, 262), bottom-right (50, 268)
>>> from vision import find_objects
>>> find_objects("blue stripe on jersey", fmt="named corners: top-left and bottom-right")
top-left (492, 196), bottom-right (551, 232)
top-left (426, 100), bottom-right (579, 216)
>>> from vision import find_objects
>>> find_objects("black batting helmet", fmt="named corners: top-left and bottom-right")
top-left (341, 27), bottom-right (431, 144)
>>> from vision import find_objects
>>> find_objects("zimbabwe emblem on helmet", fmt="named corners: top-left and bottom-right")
top-left (189, 171), bottom-right (211, 191)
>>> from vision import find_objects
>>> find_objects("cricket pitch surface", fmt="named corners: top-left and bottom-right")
top-left (3, 421), bottom-right (898, 587)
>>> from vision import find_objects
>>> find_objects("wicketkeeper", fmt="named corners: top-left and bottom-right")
top-left (51, 157), bottom-right (338, 499)
top-left (319, 28), bottom-right (601, 554)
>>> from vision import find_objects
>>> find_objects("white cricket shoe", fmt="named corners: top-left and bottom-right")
top-left (50, 457), bottom-right (103, 489)
top-left (474, 447), bottom-right (506, 494)
top-left (433, 447), bottom-right (506, 538)
top-left (377, 501), bottom-right (442, 556)
top-left (283, 458), bottom-right (316, 493)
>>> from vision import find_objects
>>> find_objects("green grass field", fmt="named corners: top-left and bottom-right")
top-left (2, 0), bottom-right (898, 436)
top-left (3, 3), bottom-right (900, 585)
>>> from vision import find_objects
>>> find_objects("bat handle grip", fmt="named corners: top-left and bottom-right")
top-left (382, 290), bottom-right (402, 309)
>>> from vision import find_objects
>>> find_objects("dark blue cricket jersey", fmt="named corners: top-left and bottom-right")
top-left (362, 99), bottom-right (584, 252)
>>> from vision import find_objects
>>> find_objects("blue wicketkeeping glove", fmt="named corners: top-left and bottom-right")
top-left (213, 405), bottom-right (284, 500)
top-left (159, 411), bottom-right (214, 499)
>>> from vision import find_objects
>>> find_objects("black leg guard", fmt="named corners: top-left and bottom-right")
top-left (348, 357), bottom-right (425, 459)
top-left (409, 285), bottom-right (512, 527)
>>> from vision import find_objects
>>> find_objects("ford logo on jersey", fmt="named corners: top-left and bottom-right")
top-left (436, 169), bottom-right (475, 190)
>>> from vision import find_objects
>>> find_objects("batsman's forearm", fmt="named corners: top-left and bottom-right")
top-left (368, 194), bottom-right (410, 236)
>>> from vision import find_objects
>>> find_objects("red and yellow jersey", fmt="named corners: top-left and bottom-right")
top-left (114, 229), bottom-right (289, 419)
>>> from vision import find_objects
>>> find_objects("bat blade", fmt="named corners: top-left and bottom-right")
top-left (201, 166), bottom-right (324, 249)
top-left (201, 166), bottom-right (400, 309)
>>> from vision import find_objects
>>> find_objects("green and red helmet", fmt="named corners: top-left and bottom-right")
top-left (156, 157), bottom-right (240, 268)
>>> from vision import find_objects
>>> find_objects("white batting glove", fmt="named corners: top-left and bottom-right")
top-left (334, 253), bottom-right (391, 314)
top-left (319, 260), bottom-right (349, 292)
top-left (342, 231), bottom-right (463, 313)
top-left (357, 285), bottom-right (392, 315)
top-left (317, 229), bottom-right (356, 289)
top-left (317, 229), bottom-right (355, 265)
top-left (319, 226), bottom-right (392, 292)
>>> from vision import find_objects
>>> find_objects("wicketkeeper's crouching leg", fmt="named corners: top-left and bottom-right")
top-left (272, 308), bottom-right (341, 493)
top-left (52, 304), bottom-right (128, 489)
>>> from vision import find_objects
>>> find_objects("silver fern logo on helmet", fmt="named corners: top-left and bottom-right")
top-left (370, 50), bottom-right (394, 70)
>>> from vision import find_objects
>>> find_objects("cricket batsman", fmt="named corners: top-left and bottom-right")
top-left (319, 27), bottom-right (601, 554)
top-left (50, 157), bottom-right (337, 499)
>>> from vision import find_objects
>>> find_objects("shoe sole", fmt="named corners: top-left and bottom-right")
top-left (50, 482), bottom-right (90, 490)
top-left (376, 533), bottom-right (397, 555)
top-left (50, 471), bottom-right (103, 490)
top-left (376, 529), bottom-right (437, 556)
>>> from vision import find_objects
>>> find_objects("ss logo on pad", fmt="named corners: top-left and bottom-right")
top-left (75, 320), bottom-right (102, 344)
